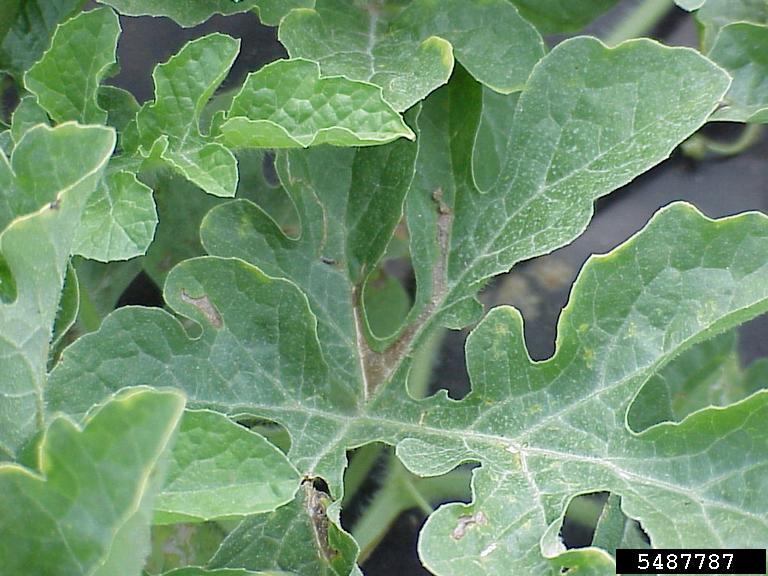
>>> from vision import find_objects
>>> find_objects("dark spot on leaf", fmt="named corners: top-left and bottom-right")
top-left (49, 199), bottom-right (60, 210)
top-left (431, 187), bottom-right (451, 215)
top-left (451, 510), bottom-right (487, 540)
top-left (321, 256), bottom-right (337, 266)
top-left (303, 476), bottom-right (339, 562)
top-left (181, 290), bottom-right (223, 329)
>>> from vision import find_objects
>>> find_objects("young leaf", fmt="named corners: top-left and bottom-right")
top-left (278, 0), bottom-right (546, 111)
top-left (0, 123), bottom-right (115, 458)
top-left (708, 22), bottom-right (768, 123)
top-left (128, 33), bottom-right (240, 198)
top-left (0, 0), bottom-right (86, 78)
top-left (96, 0), bottom-right (312, 27)
top-left (72, 167), bottom-right (157, 262)
top-left (25, 7), bottom-right (118, 125)
top-left (25, 7), bottom-right (158, 261)
top-left (47, 202), bottom-right (768, 573)
top-left (218, 59), bottom-right (414, 148)
top-left (155, 410), bottom-right (300, 524)
top-left (0, 388), bottom-right (185, 575)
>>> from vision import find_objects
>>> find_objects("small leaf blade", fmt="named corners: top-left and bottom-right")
top-left (155, 410), bottom-right (301, 524)
top-left (219, 59), bottom-right (414, 148)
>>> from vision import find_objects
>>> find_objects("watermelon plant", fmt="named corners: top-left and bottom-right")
top-left (1, 1), bottom-right (767, 574)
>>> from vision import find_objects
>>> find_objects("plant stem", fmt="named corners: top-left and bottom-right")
top-left (682, 124), bottom-right (764, 160)
top-left (342, 328), bottom-right (445, 505)
top-left (604, 0), bottom-right (676, 46)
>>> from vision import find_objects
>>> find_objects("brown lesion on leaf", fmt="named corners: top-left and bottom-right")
top-left (303, 476), bottom-right (339, 563)
top-left (354, 187), bottom-right (453, 397)
top-left (180, 290), bottom-right (223, 329)
top-left (49, 199), bottom-right (61, 210)
top-left (451, 510), bottom-right (488, 540)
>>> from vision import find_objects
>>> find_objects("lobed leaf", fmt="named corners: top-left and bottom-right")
top-left (48, 201), bottom-right (768, 573)
top-left (25, 7), bottom-right (158, 261)
top-left (0, 388), bottom-right (185, 575)
top-left (278, 0), bottom-right (546, 111)
top-left (405, 37), bottom-right (730, 336)
top-left (0, 123), bottom-right (115, 457)
top-left (402, 203), bottom-right (768, 574)
top-left (200, 140), bottom-right (418, 396)
top-left (127, 33), bottom-right (240, 198)
top-left (218, 59), bottom-right (414, 148)
top-left (25, 11), bottom-right (767, 575)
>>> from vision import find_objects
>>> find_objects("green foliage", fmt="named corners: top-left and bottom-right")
top-left (218, 58), bottom-right (414, 148)
top-left (2, 1), bottom-right (768, 575)
top-left (0, 388), bottom-right (185, 575)
top-left (95, 0), bottom-right (311, 27)
top-left (0, 123), bottom-right (115, 457)
top-left (278, 0), bottom-right (546, 111)
top-left (155, 410), bottom-right (300, 524)
top-left (708, 23), bottom-right (768, 123)
top-left (0, 0), bottom-right (87, 79)
top-left (681, 0), bottom-right (768, 123)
